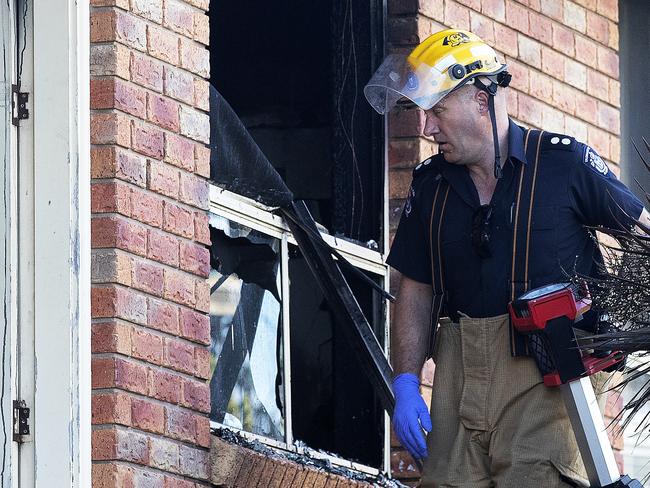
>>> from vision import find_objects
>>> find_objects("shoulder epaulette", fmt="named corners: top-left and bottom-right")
top-left (540, 132), bottom-right (578, 152)
top-left (412, 154), bottom-right (443, 177)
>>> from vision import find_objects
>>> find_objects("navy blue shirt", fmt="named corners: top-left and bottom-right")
top-left (387, 120), bottom-right (644, 320)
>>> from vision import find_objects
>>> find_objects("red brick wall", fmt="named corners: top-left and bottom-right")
top-left (89, 0), bottom-right (212, 485)
top-left (386, 0), bottom-right (623, 483)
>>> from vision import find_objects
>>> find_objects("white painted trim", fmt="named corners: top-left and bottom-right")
top-left (31, 0), bottom-right (91, 486)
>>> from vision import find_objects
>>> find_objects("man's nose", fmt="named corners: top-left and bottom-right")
top-left (423, 111), bottom-right (439, 137)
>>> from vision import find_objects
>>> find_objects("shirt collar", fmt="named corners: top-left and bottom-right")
top-left (507, 118), bottom-right (527, 165)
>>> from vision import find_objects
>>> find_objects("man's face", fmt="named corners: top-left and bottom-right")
top-left (423, 86), bottom-right (489, 166)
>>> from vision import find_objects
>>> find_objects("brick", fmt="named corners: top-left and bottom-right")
top-left (132, 121), bottom-right (165, 159)
top-left (180, 240), bottom-right (210, 277)
top-left (389, 169), bottom-right (412, 200)
top-left (164, 0), bottom-right (194, 37)
top-left (518, 93), bottom-right (544, 127)
top-left (92, 284), bottom-right (148, 325)
top-left (179, 308), bottom-right (210, 345)
top-left (597, 102), bottom-right (619, 135)
top-left (132, 325), bottom-right (164, 364)
top-left (541, 47), bottom-right (564, 80)
top-left (541, 105), bottom-right (565, 133)
top-left (194, 78), bottom-right (210, 112)
top-left (195, 280), bottom-right (210, 314)
top-left (195, 414), bottom-right (210, 448)
top-left (564, 115), bottom-right (589, 142)
top-left (588, 125), bottom-right (611, 160)
top-left (528, 12), bottom-right (552, 46)
top-left (195, 346), bottom-right (211, 380)
top-left (164, 268), bottom-right (196, 307)
top-left (91, 78), bottom-right (147, 118)
top-left (587, 69), bottom-right (609, 102)
top-left (91, 0), bottom-right (129, 7)
top-left (552, 24), bottom-right (575, 57)
top-left (92, 428), bottom-right (118, 460)
top-left (91, 43), bottom-right (130, 78)
top-left (148, 161), bottom-right (180, 199)
top-left (181, 377), bottom-right (210, 413)
top-left (149, 436), bottom-right (181, 473)
top-left (194, 11), bottom-right (210, 45)
top-left (163, 202), bottom-right (194, 238)
top-left (92, 216), bottom-right (148, 255)
top-left (564, 1), bottom-right (586, 34)
top-left (597, 45), bottom-right (618, 78)
top-left (164, 476), bottom-right (195, 488)
top-left (166, 406), bottom-right (197, 442)
top-left (289, 466), bottom-right (308, 488)
top-left (91, 180), bottom-right (131, 216)
top-left (179, 445), bottom-right (209, 479)
top-left (179, 105), bottom-right (210, 144)
top-left (147, 229), bottom-right (180, 267)
top-left (92, 146), bottom-right (147, 187)
top-left (564, 58), bottom-right (587, 90)
top-left (90, 9), bottom-right (116, 43)
top-left (505, 58), bottom-right (529, 92)
top-left (452, 0), bottom-right (479, 10)
top-left (131, 187), bottom-right (164, 227)
top-left (390, 449), bottom-right (420, 478)
top-left (444, 2), bottom-right (470, 31)
top-left (113, 10), bottom-right (149, 51)
top-left (388, 139), bottom-right (425, 167)
top-left (551, 80), bottom-right (576, 115)
top-left (92, 391), bottom-right (132, 425)
top-left (180, 39), bottom-right (210, 78)
top-left (586, 11), bottom-right (609, 45)
top-left (164, 66), bottom-right (195, 105)
top-left (132, 256), bottom-right (165, 297)
top-left (133, 469), bottom-right (165, 488)
top-left (92, 463), bottom-right (134, 488)
top-left (493, 24), bottom-right (518, 58)
top-left (597, 0), bottom-right (617, 22)
top-left (540, 0), bottom-right (563, 21)
top-left (91, 111), bottom-right (131, 147)
top-left (92, 320), bottom-right (132, 354)
top-left (517, 35), bottom-right (541, 69)
top-left (131, 52), bottom-right (164, 92)
top-left (185, 0), bottom-right (208, 9)
top-left (608, 78), bottom-right (620, 108)
top-left (92, 248), bottom-right (133, 286)
top-left (131, 397), bottom-right (165, 434)
top-left (179, 172), bottom-right (209, 209)
top-left (481, 0), bottom-right (505, 22)
top-left (469, 11), bottom-right (494, 44)
top-left (165, 133), bottom-right (195, 171)
top-left (148, 93), bottom-right (180, 132)
top-left (115, 357), bottom-right (150, 394)
top-left (148, 25), bottom-right (180, 65)
top-left (132, 0), bottom-right (163, 23)
top-left (388, 109), bottom-right (425, 138)
top-left (147, 298), bottom-right (180, 336)
top-left (574, 35), bottom-right (597, 65)
top-left (149, 368), bottom-right (183, 403)
top-left (211, 438), bottom-right (246, 486)
top-left (164, 337), bottom-right (196, 374)
top-left (575, 92), bottom-right (598, 125)
top-left (528, 70), bottom-right (552, 103)
top-left (505, 90), bottom-right (518, 119)
top-left (607, 20), bottom-right (618, 51)
top-left (194, 211), bottom-right (211, 246)
top-left (505, 0), bottom-right (528, 33)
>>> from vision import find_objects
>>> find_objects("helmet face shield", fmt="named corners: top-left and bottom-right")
top-left (363, 54), bottom-right (459, 115)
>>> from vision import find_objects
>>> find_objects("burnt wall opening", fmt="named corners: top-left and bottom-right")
top-left (209, 0), bottom-right (384, 246)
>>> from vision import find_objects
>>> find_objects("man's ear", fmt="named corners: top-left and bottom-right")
top-left (475, 89), bottom-right (490, 114)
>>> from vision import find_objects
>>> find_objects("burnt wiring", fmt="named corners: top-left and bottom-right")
top-left (335, 0), bottom-right (364, 239)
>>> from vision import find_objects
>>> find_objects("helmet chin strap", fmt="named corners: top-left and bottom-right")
top-left (474, 76), bottom-right (505, 179)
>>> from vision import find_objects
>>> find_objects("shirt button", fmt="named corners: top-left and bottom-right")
top-left (550, 136), bottom-right (560, 144)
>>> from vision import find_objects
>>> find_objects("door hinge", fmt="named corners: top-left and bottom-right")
top-left (13, 400), bottom-right (30, 442)
top-left (11, 85), bottom-right (29, 126)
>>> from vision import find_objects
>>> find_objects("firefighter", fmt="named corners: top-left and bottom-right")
top-left (365, 29), bottom-right (649, 486)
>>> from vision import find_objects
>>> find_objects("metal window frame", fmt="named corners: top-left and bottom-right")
top-left (209, 183), bottom-right (391, 474)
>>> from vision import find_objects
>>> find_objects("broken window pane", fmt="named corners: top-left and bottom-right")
top-left (209, 215), bottom-right (284, 441)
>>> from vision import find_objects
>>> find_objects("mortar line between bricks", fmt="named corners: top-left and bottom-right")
top-left (91, 456), bottom-right (210, 483)
top-left (91, 209), bottom-right (209, 248)
top-left (91, 315), bottom-right (210, 358)
top-left (92, 387), bottom-right (209, 418)
top-left (90, 175), bottom-right (208, 225)
top-left (91, 73), bottom-right (210, 116)
top-left (93, 350), bottom-right (209, 383)
top-left (90, 4), bottom-right (210, 48)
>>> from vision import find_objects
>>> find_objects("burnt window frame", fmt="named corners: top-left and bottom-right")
top-left (208, 184), bottom-right (391, 475)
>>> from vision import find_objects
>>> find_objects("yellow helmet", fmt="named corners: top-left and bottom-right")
top-left (364, 29), bottom-right (509, 114)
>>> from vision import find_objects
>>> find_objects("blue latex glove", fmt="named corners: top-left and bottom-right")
top-left (392, 373), bottom-right (432, 460)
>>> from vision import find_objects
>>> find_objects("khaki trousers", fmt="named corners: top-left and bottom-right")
top-left (420, 314), bottom-right (594, 488)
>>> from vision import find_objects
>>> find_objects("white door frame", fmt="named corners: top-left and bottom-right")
top-left (22, 0), bottom-right (91, 486)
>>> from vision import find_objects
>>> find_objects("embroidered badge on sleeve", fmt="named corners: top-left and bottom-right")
top-left (584, 146), bottom-right (610, 177)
